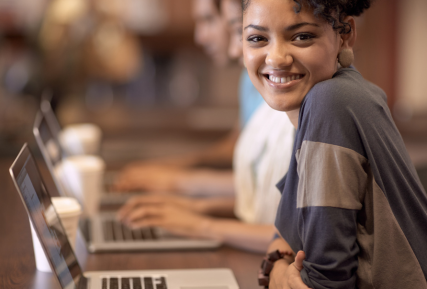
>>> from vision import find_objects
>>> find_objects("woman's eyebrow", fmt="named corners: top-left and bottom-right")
top-left (244, 24), bottom-right (268, 31)
top-left (285, 22), bottom-right (319, 31)
top-left (244, 22), bottom-right (319, 32)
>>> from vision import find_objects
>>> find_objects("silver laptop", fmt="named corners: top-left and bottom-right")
top-left (39, 98), bottom-right (137, 206)
top-left (9, 144), bottom-right (238, 289)
top-left (33, 115), bottom-right (221, 252)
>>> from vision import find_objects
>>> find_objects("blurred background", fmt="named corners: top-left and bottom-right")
top-left (0, 0), bottom-right (426, 171)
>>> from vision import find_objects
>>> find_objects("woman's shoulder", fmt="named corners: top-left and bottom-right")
top-left (297, 68), bottom-right (390, 156)
top-left (303, 68), bottom-right (387, 119)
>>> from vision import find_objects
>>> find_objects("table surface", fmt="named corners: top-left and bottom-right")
top-left (0, 157), bottom-right (264, 289)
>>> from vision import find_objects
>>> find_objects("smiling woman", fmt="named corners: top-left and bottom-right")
top-left (242, 0), bottom-right (427, 289)
top-left (242, 0), bottom-right (358, 126)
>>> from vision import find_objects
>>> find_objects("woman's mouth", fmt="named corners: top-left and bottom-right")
top-left (265, 74), bottom-right (304, 84)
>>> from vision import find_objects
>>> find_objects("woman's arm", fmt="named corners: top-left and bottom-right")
top-left (113, 127), bottom-right (240, 193)
top-left (203, 219), bottom-right (276, 252)
top-left (196, 197), bottom-right (236, 218)
top-left (117, 194), bottom-right (236, 218)
top-left (117, 195), bottom-right (276, 253)
top-left (266, 238), bottom-right (311, 289)
top-left (114, 167), bottom-right (235, 197)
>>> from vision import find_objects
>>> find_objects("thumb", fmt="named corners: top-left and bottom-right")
top-left (294, 250), bottom-right (306, 271)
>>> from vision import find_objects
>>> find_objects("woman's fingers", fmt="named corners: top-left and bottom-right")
top-left (127, 215), bottom-right (163, 229)
top-left (124, 205), bottom-right (163, 224)
top-left (294, 251), bottom-right (306, 271)
top-left (288, 251), bottom-right (311, 289)
top-left (117, 193), bottom-right (191, 224)
top-left (116, 196), bottom-right (145, 220)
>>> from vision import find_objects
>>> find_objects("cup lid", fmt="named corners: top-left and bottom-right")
top-left (63, 155), bottom-right (105, 172)
top-left (61, 124), bottom-right (102, 140)
top-left (51, 197), bottom-right (82, 216)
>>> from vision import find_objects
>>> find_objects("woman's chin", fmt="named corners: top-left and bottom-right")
top-left (263, 98), bottom-right (297, 113)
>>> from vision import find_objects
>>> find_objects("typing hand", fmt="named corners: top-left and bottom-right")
top-left (269, 251), bottom-right (311, 289)
top-left (117, 194), bottom-right (196, 219)
top-left (117, 195), bottom-right (211, 239)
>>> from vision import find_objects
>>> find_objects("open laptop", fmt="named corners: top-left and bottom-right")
top-left (33, 109), bottom-right (133, 205)
top-left (9, 144), bottom-right (239, 289)
top-left (32, 117), bottom-right (222, 252)
top-left (39, 98), bottom-right (137, 206)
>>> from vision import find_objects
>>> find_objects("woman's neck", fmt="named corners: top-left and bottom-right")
top-left (286, 109), bottom-right (300, 129)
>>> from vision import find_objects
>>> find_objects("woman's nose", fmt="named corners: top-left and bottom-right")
top-left (194, 24), bottom-right (208, 47)
top-left (228, 40), bottom-right (242, 61)
top-left (265, 42), bottom-right (293, 68)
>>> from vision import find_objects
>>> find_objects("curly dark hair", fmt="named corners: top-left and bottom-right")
top-left (242, 0), bottom-right (374, 34)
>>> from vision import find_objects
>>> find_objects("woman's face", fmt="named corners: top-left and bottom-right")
top-left (243, 0), bottom-right (342, 112)
top-left (193, 0), bottom-right (230, 67)
top-left (222, 0), bottom-right (244, 65)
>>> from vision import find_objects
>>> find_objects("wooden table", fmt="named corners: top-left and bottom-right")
top-left (0, 158), bottom-right (264, 289)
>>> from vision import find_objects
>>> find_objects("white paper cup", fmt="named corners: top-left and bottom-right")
top-left (30, 219), bottom-right (52, 272)
top-left (59, 124), bottom-right (102, 155)
top-left (51, 197), bottom-right (82, 249)
top-left (56, 155), bottom-right (105, 217)
top-left (30, 197), bottom-right (81, 272)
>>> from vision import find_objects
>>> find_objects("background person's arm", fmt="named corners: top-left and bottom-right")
top-left (203, 219), bottom-right (277, 253)
top-left (118, 195), bottom-right (277, 253)
top-left (114, 167), bottom-right (235, 196)
top-left (122, 128), bottom-right (239, 169)
top-left (114, 128), bottom-right (239, 194)
top-left (118, 194), bottom-right (236, 218)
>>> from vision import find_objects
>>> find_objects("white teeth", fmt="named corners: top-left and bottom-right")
top-left (269, 74), bottom-right (302, 83)
top-left (269, 75), bottom-right (280, 83)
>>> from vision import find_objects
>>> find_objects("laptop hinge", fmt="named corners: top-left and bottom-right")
top-left (79, 218), bottom-right (91, 243)
top-left (76, 275), bottom-right (88, 289)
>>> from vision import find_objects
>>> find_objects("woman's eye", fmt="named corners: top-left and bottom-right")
top-left (294, 33), bottom-right (315, 41)
top-left (247, 36), bottom-right (266, 43)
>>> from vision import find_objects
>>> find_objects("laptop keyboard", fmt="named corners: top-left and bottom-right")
top-left (103, 219), bottom-right (158, 242)
top-left (102, 276), bottom-right (167, 289)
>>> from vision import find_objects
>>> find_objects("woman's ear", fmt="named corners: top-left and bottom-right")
top-left (340, 16), bottom-right (357, 50)
top-left (338, 16), bottom-right (357, 67)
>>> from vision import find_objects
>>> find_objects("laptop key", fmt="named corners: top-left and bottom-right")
top-left (132, 228), bottom-right (143, 240)
top-left (156, 277), bottom-right (168, 289)
top-left (110, 277), bottom-right (119, 289)
top-left (142, 228), bottom-right (154, 240)
top-left (150, 227), bottom-right (158, 240)
top-left (103, 220), bottom-right (114, 241)
top-left (144, 277), bottom-right (154, 289)
top-left (122, 224), bottom-right (133, 241)
top-left (122, 277), bottom-right (131, 289)
top-left (133, 277), bottom-right (142, 289)
top-left (112, 221), bottom-right (124, 241)
top-left (101, 278), bottom-right (107, 289)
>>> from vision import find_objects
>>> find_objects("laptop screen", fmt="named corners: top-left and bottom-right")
top-left (36, 113), bottom-right (64, 168)
top-left (41, 98), bottom-right (62, 138)
top-left (11, 146), bottom-right (83, 289)
top-left (33, 112), bottom-right (71, 198)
